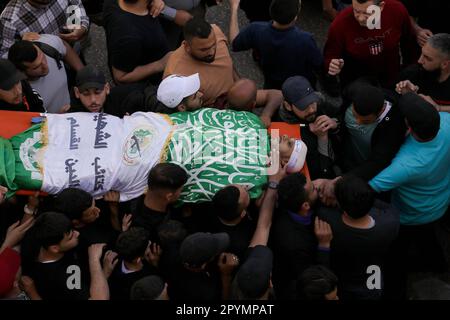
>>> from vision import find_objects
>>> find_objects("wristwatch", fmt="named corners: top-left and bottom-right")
top-left (268, 181), bottom-right (279, 190)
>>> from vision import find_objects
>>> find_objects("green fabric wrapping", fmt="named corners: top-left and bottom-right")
top-left (0, 137), bottom-right (18, 198)
top-left (9, 124), bottom-right (44, 191)
top-left (166, 108), bottom-right (269, 203)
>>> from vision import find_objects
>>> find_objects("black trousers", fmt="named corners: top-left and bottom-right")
top-left (383, 212), bottom-right (449, 300)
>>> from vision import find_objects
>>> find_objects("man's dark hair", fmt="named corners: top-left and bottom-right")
top-left (157, 219), bottom-right (188, 248)
top-left (54, 188), bottom-right (93, 221)
top-left (428, 33), bottom-right (450, 60)
top-left (351, 84), bottom-right (385, 116)
top-left (116, 227), bottom-right (150, 263)
top-left (8, 40), bottom-right (38, 71)
top-left (148, 163), bottom-right (188, 191)
top-left (335, 175), bottom-right (375, 219)
top-left (212, 186), bottom-right (241, 221)
top-left (130, 275), bottom-right (165, 300)
top-left (277, 173), bottom-right (307, 212)
top-left (270, 0), bottom-right (300, 25)
top-left (399, 93), bottom-right (440, 140)
top-left (297, 265), bottom-right (338, 300)
top-left (20, 212), bottom-right (73, 272)
top-left (183, 18), bottom-right (212, 42)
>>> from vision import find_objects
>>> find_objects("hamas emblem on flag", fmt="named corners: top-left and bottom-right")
top-left (123, 126), bottom-right (154, 166)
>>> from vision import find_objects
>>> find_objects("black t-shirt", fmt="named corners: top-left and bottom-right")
top-left (103, 0), bottom-right (169, 85)
top-left (109, 259), bottom-right (159, 300)
top-left (399, 64), bottom-right (450, 106)
top-left (28, 251), bottom-right (90, 300)
top-left (401, 0), bottom-right (450, 34)
top-left (169, 263), bottom-right (223, 301)
top-left (201, 214), bottom-right (256, 261)
top-left (318, 200), bottom-right (400, 300)
top-left (130, 195), bottom-right (168, 243)
top-left (269, 210), bottom-right (318, 299)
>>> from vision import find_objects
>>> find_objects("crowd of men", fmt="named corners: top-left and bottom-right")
top-left (0, 0), bottom-right (449, 301)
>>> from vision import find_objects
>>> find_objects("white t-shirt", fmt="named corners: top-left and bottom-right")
top-left (29, 34), bottom-right (70, 113)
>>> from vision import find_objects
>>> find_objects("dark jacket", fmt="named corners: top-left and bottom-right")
top-left (337, 98), bottom-right (406, 181)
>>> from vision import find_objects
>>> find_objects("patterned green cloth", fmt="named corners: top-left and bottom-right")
top-left (166, 108), bottom-right (269, 203)
top-left (0, 124), bottom-right (44, 198)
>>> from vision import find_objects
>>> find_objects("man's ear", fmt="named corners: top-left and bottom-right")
top-left (183, 40), bottom-right (191, 54)
top-left (166, 192), bottom-right (174, 203)
top-left (72, 219), bottom-right (82, 228)
top-left (74, 87), bottom-right (80, 99)
top-left (177, 104), bottom-right (186, 112)
top-left (48, 244), bottom-right (60, 254)
top-left (301, 201), bottom-right (310, 212)
top-left (105, 83), bottom-right (111, 95)
top-left (283, 101), bottom-right (293, 112)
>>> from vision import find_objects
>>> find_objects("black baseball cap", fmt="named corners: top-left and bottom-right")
top-left (0, 59), bottom-right (26, 91)
top-left (75, 65), bottom-right (106, 92)
top-left (180, 232), bottom-right (230, 267)
top-left (130, 275), bottom-right (166, 300)
top-left (235, 245), bottom-right (273, 299)
top-left (282, 76), bottom-right (320, 111)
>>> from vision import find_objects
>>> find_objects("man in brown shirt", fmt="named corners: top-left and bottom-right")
top-left (164, 18), bottom-right (236, 108)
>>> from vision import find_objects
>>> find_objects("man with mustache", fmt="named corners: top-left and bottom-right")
top-left (279, 76), bottom-right (340, 180)
top-left (396, 33), bottom-right (450, 113)
top-left (164, 17), bottom-right (236, 108)
top-left (0, 59), bottom-right (44, 112)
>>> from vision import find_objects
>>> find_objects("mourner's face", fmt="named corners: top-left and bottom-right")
top-left (58, 229), bottom-right (80, 252)
top-left (418, 43), bottom-right (447, 73)
top-left (233, 184), bottom-right (251, 215)
top-left (23, 47), bottom-right (49, 79)
top-left (352, 0), bottom-right (384, 28)
top-left (183, 91), bottom-right (204, 110)
top-left (279, 134), bottom-right (295, 165)
top-left (185, 31), bottom-right (217, 63)
top-left (285, 101), bottom-right (318, 123)
top-left (0, 82), bottom-right (22, 105)
top-left (0, 185), bottom-right (7, 204)
top-left (75, 85), bottom-right (110, 113)
top-left (304, 179), bottom-right (319, 206)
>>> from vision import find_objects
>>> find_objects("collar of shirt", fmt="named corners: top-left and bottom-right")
top-left (288, 210), bottom-right (313, 226)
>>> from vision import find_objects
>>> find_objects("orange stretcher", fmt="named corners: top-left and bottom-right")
top-left (0, 110), bottom-right (309, 195)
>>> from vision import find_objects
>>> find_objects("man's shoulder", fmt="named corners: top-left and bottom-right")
top-left (0, 0), bottom-right (22, 21)
top-left (211, 24), bottom-right (228, 44)
top-left (35, 34), bottom-right (65, 54)
top-left (164, 47), bottom-right (195, 75)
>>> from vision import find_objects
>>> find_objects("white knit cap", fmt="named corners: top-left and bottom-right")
top-left (286, 140), bottom-right (308, 173)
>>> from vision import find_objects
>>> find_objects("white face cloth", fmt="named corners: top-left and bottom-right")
top-left (286, 140), bottom-right (308, 173)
